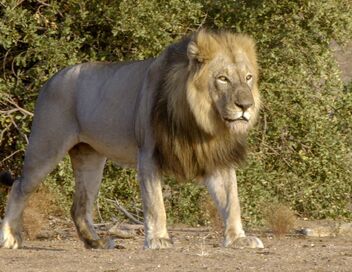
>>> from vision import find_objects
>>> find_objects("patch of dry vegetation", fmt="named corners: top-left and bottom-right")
top-left (23, 185), bottom-right (65, 239)
top-left (263, 203), bottom-right (296, 237)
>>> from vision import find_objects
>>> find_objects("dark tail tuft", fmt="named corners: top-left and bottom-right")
top-left (0, 171), bottom-right (15, 186)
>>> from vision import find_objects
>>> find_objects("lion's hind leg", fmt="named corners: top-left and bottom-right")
top-left (0, 134), bottom-right (75, 249)
top-left (0, 180), bottom-right (24, 249)
top-left (69, 143), bottom-right (114, 249)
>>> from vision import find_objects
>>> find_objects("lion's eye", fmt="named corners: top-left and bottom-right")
top-left (217, 76), bottom-right (228, 83)
top-left (246, 74), bottom-right (253, 81)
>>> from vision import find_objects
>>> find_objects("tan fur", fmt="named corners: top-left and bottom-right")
top-left (152, 29), bottom-right (260, 179)
top-left (1, 29), bottom-right (264, 250)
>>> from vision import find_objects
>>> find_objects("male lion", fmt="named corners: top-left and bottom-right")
top-left (0, 29), bottom-right (263, 249)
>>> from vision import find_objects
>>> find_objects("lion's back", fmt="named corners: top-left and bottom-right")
top-left (33, 59), bottom-right (154, 165)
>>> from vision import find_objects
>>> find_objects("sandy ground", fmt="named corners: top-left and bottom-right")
top-left (0, 226), bottom-right (351, 272)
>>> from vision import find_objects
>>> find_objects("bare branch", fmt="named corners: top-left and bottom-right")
top-left (37, 0), bottom-right (51, 7)
top-left (262, 143), bottom-right (292, 168)
top-left (11, 118), bottom-right (29, 144)
top-left (1, 95), bottom-right (33, 117)
top-left (106, 198), bottom-right (143, 225)
top-left (0, 122), bottom-right (12, 144)
top-left (2, 48), bottom-right (12, 81)
top-left (197, 12), bottom-right (208, 31)
top-left (96, 197), bottom-right (104, 224)
top-left (1, 149), bottom-right (23, 163)
top-left (169, 227), bottom-right (211, 232)
top-left (9, 0), bottom-right (25, 10)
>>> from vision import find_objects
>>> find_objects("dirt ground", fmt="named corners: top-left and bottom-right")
top-left (0, 224), bottom-right (351, 272)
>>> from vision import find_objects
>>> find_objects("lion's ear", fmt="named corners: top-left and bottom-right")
top-left (187, 30), bottom-right (218, 64)
top-left (187, 41), bottom-right (203, 63)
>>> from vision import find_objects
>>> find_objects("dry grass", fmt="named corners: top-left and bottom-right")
top-left (23, 185), bottom-right (65, 239)
top-left (263, 203), bottom-right (296, 237)
top-left (203, 196), bottom-right (223, 231)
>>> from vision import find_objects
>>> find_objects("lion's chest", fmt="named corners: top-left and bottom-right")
top-left (153, 131), bottom-right (246, 179)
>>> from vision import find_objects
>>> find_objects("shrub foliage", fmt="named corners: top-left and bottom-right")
top-left (1, 0), bottom-right (351, 224)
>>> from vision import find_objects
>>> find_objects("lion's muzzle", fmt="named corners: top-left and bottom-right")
top-left (234, 85), bottom-right (254, 112)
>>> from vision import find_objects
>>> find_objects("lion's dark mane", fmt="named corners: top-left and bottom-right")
top-left (151, 34), bottom-right (247, 179)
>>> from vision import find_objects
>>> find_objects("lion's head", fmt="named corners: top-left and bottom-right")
top-left (186, 29), bottom-right (260, 136)
top-left (152, 29), bottom-right (260, 179)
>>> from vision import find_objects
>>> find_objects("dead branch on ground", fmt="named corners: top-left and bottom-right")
top-left (105, 198), bottom-right (143, 225)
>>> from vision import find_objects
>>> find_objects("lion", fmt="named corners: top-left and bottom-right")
top-left (0, 29), bottom-right (263, 249)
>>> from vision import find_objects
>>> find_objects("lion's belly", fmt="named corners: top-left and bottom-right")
top-left (77, 99), bottom-right (140, 168)
top-left (82, 134), bottom-right (138, 167)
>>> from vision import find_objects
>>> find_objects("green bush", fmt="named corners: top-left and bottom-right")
top-left (1, 0), bottom-right (351, 225)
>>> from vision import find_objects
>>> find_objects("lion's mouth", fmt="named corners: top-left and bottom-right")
top-left (224, 116), bottom-right (247, 122)
top-left (223, 111), bottom-right (251, 133)
top-left (223, 111), bottom-right (251, 123)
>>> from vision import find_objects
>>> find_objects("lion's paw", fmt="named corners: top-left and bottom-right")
top-left (225, 236), bottom-right (264, 249)
top-left (0, 224), bottom-right (22, 249)
top-left (144, 238), bottom-right (173, 249)
top-left (84, 237), bottom-right (117, 249)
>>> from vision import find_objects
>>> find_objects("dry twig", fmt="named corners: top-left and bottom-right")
top-left (1, 95), bottom-right (33, 117)
top-left (106, 198), bottom-right (143, 225)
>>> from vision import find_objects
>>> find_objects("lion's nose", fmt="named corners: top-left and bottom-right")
top-left (235, 100), bottom-right (253, 111)
top-left (235, 91), bottom-right (253, 111)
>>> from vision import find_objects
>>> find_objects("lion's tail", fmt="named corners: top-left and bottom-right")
top-left (0, 171), bottom-right (15, 187)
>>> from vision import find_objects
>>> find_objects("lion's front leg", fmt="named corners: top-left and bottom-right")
top-left (205, 168), bottom-right (264, 249)
top-left (138, 152), bottom-right (172, 249)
